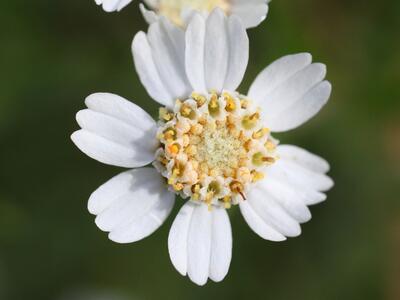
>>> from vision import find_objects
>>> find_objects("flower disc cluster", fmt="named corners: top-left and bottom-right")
top-left (155, 91), bottom-right (278, 208)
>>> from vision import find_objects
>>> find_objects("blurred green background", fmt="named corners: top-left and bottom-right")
top-left (1, 0), bottom-right (399, 299)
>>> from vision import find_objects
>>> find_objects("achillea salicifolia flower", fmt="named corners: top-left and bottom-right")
top-left (95, 0), bottom-right (270, 29)
top-left (72, 9), bottom-right (333, 285)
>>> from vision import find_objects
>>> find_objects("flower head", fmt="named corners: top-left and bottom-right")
top-left (94, 0), bottom-right (270, 29)
top-left (140, 0), bottom-right (270, 28)
top-left (72, 9), bottom-right (333, 285)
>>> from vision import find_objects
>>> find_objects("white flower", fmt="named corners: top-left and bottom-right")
top-left (95, 0), bottom-right (270, 29)
top-left (72, 9), bottom-right (333, 286)
top-left (140, 0), bottom-right (270, 28)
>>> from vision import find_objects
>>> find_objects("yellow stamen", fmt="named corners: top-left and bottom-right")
top-left (229, 181), bottom-right (246, 200)
top-left (224, 92), bottom-right (236, 112)
top-left (180, 104), bottom-right (196, 119)
top-left (252, 128), bottom-right (270, 139)
top-left (252, 152), bottom-right (275, 166)
top-left (159, 107), bottom-right (173, 122)
top-left (240, 99), bottom-right (249, 109)
top-left (265, 140), bottom-right (276, 151)
top-left (262, 157), bottom-right (276, 164)
top-left (191, 92), bottom-right (207, 107)
top-left (208, 94), bottom-right (220, 117)
top-left (163, 127), bottom-right (177, 141)
top-left (244, 139), bottom-right (253, 152)
top-left (242, 113), bottom-right (260, 130)
top-left (208, 181), bottom-right (221, 195)
top-left (173, 183), bottom-right (184, 191)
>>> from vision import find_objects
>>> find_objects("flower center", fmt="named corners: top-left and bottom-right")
top-left (154, 91), bottom-right (278, 209)
top-left (157, 0), bottom-right (230, 26)
top-left (195, 121), bottom-right (243, 175)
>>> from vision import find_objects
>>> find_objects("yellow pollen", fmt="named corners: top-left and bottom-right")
top-left (168, 143), bottom-right (180, 156)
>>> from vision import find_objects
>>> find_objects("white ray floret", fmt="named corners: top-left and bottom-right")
top-left (72, 9), bottom-right (333, 286)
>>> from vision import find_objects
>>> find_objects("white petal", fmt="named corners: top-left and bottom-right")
top-left (71, 93), bottom-right (157, 168)
top-left (240, 147), bottom-right (331, 240)
top-left (269, 159), bottom-right (334, 192)
top-left (258, 179), bottom-right (312, 223)
top-left (223, 15), bottom-right (249, 92)
top-left (209, 207), bottom-right (232, 282)
top-left (248, 53), bottom-right (331, 132)
top-left (185, 10), bottom-right (248, 93)
top-left (268, 146), bottom-right (333, 204)
top-left (262, 63), bottom-right (326, 115)
top-left (271, 181), bottom-right (327, 206)
top-left (239, 200), bottom-right (286, 241)
top-left (267, 81), bottom-right (332, 132)
top-left (168, 202), bottom-right (195, 276)
top-left (249, 53), bottom-right (312, 102)
top-left (245, 187), bottom-right (302, 237)
top-left (185, 14), bottom-right (207, 93)
top-left (146, 18), bottom-right (191, 100)
top-left (139, 3), bottom-right (159, 24)
top-left (168, 202), bottom-right (232, 286)
top-left (132, 32), bottom-right (173, 106)
top-left (85, 93), bottom-right (155, 131)
top-left (277, 145), bottom-right (330, 173)
top-left (187, 204), bottom-right (212, 285)
top-left (231, 0), bottom-right (270, 29)
top-left (95, 0), bottom-right (132, 12)
top-left (88, 168), bottom-right (175, 243)
top-left (204, 9), bottom-right (229, 93)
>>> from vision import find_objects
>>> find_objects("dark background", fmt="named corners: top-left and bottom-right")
top-left (1, 0), bottom-right (399, 299)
